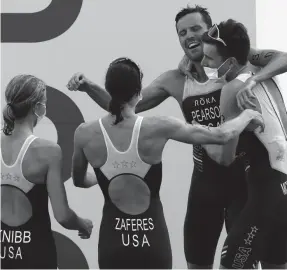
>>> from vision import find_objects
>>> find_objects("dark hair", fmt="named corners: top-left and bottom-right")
top-left (105, 57), bottom-right (143, 125)
top-left (175, 5), bottom-right (212, 29)
top-left (2, 75), bottom-right (46, 136)
top-left (201, 19), bottom-right (250, 65)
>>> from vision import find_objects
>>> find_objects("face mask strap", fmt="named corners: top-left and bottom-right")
top-left (34, 102), bottom-right (46, 120)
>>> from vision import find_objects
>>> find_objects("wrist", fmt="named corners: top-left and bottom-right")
top-left (76, 215), bottom-right (83, 227)
top-left (244, 109), bottom-right (256, 121)
top-left (249, 74), bottom-right (260, 85)
top-left (82, 79), bottom-right (92, 93)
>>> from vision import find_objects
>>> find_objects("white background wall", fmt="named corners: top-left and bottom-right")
top-left (1, 0), bottom-right (286, 268)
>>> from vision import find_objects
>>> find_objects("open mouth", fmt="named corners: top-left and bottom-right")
top-left (186, 41), bottom-right (201, 50)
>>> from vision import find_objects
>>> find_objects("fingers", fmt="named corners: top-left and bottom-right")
top-left (78, 230), bottom-right (92, 239)
top-left (244, 91), bottom-right (257, 107)
top-left (79, 234), bottom-right (90, 239)
top-left (237, 90), bottom-right (257, 110)
top-left (67, 73), bottom-right (83, 91)
top-left (237, 95), bottom-right (244, 111)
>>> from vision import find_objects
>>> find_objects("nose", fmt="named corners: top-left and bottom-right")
top-left (183, 28), bottom-right (196, 40)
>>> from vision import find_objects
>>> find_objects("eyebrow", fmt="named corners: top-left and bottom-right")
top-left (178, 24), bottom-right (201, 32)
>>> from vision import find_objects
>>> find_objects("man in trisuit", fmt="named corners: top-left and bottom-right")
top-left (200, 19), bottom-right (287, 269)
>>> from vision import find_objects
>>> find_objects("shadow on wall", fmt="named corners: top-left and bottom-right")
top-left (53, 231), bottom-right (89, 269)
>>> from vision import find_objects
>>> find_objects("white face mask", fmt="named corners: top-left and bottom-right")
top-left (203, 66), bottom-right (219, 79)
top-left (209, 57), bottom-right (234, 79)
top-left (34, 102), bottom-right (46, 124)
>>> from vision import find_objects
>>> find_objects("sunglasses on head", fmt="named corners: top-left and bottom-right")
top-left (207, 24), bottom-right (227, 46)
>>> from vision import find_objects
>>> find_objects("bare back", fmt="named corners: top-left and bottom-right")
top-left (80, 115), bottom-right (170, 168)
top-left (1, 135), bottom-right (57, 184)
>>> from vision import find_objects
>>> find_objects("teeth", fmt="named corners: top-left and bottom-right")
top-left (188, 42), bottom-right (199, 49)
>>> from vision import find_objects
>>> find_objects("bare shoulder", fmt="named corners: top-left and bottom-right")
top-left (143, 115), bottom-right (181, 134)
top-left (31, 138), bottom-right (62, 164)
top-left (164, 69), bottom-right (183, 82)
top-left (221, 78), bottom-right (245, 97)
top-left (74, 120), bottom-right (101, 145)
top-left (155, 69), bottom-right (182, 85)
top-left (155, 69), bottom-right (184, 99)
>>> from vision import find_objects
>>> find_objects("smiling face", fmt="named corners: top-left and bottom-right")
top-left (176, 12), bottom-right (209, 62)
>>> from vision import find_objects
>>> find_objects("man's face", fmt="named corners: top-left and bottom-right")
top-left (201, 42), bottom-right (225, 68)
top-left (176, 13), bottom-right (209, 62)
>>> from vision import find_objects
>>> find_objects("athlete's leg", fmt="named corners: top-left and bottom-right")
top-left (220, 200), bottom-right (263, 269)
top-left (224, 159), bottom-right (249, 232)
top-left (221, 169), bottom-right (287, 269)
top-left (259, 178), bottom-right (287, 269)
top-left (184, 167), bottom-right (226, 269)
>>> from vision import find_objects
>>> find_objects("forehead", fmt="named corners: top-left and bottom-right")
top-left (203, 42), bottom-right (218, 57)
top-left (177, 12), bottom-right (208, 31)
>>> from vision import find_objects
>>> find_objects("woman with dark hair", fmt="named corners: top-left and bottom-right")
top-left (1, 75), bottom-right (93, 269)
top-left (71, 57), bottom-right (263, 269)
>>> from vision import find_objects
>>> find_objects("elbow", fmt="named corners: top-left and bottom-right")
top-left (219, 158), bottom-right (233, 167)
top-left (72, 172), bottom-right (85, 188)
top-left (215, 154), bottom-right (234, 167)
top-left (73, 178), bottom-right (86, 188)
top-left (274, 52), bottom-right (287, 70)
top-left (217, 150), bottom-right (236, 166)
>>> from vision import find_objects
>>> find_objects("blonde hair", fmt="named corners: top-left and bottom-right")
top-left (2, 74), bottom-right (46, 135)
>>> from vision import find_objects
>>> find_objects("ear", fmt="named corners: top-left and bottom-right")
top-left (229, 57), bottom-right (238, 66)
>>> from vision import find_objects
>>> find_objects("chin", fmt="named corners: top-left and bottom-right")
top-left (186, 51), bottom-right (203, 62)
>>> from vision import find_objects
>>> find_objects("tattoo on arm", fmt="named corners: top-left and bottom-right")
top-left (252, 54), bottom-right (260, 61)
top-left (263, 51), bottom-right (274, 58)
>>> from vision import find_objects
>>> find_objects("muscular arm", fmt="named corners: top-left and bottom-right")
top-left (248, 48), bottom-right (287, 83)
top-left (46, 143), bottom-right (82, 229)
top-left (80, 72), bottom-right (171, 113)
top-left (203, 81), bottom-right (262, 166)
top-left (72, 124), bottom-right (98, 188)
top-left (161, 110), bottom-right (257, 145)
top-left (80, 80), bottom-right (111, 111)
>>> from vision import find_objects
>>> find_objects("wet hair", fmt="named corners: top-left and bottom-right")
top-left (2, 75), bottom-right (46, 136)
top-left (201, 19), bottom-right (250, 65)
top-left (105, 57), bottom-right (143, 125)
top-left (175, 5), bottom-right (212, 30)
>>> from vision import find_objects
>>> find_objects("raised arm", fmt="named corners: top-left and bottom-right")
top-left (72, 123), bottom-right (98, 188)
top-left (67, 72), bottom-right (171, 113)
top-left (237, 48), bottom-right (287, 109)
top-left (161, 109), bottom-right (261, 146)
top-left (248, 48), bottom-right (287, 76)
top-left (46, 142), bottom-right (93, 238)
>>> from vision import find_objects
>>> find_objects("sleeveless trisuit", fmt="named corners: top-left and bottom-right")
top-left (94, 116), bottom-right (172, 269)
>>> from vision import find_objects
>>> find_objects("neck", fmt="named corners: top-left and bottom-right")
top-left (12, 119), bottom-right (34, 138)
top-left (120, 104), bottom-right (136, 119)
top-left (225, 64), bottom-right (246, 82)
top-left (189, 61), bottom-right (208, 82)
